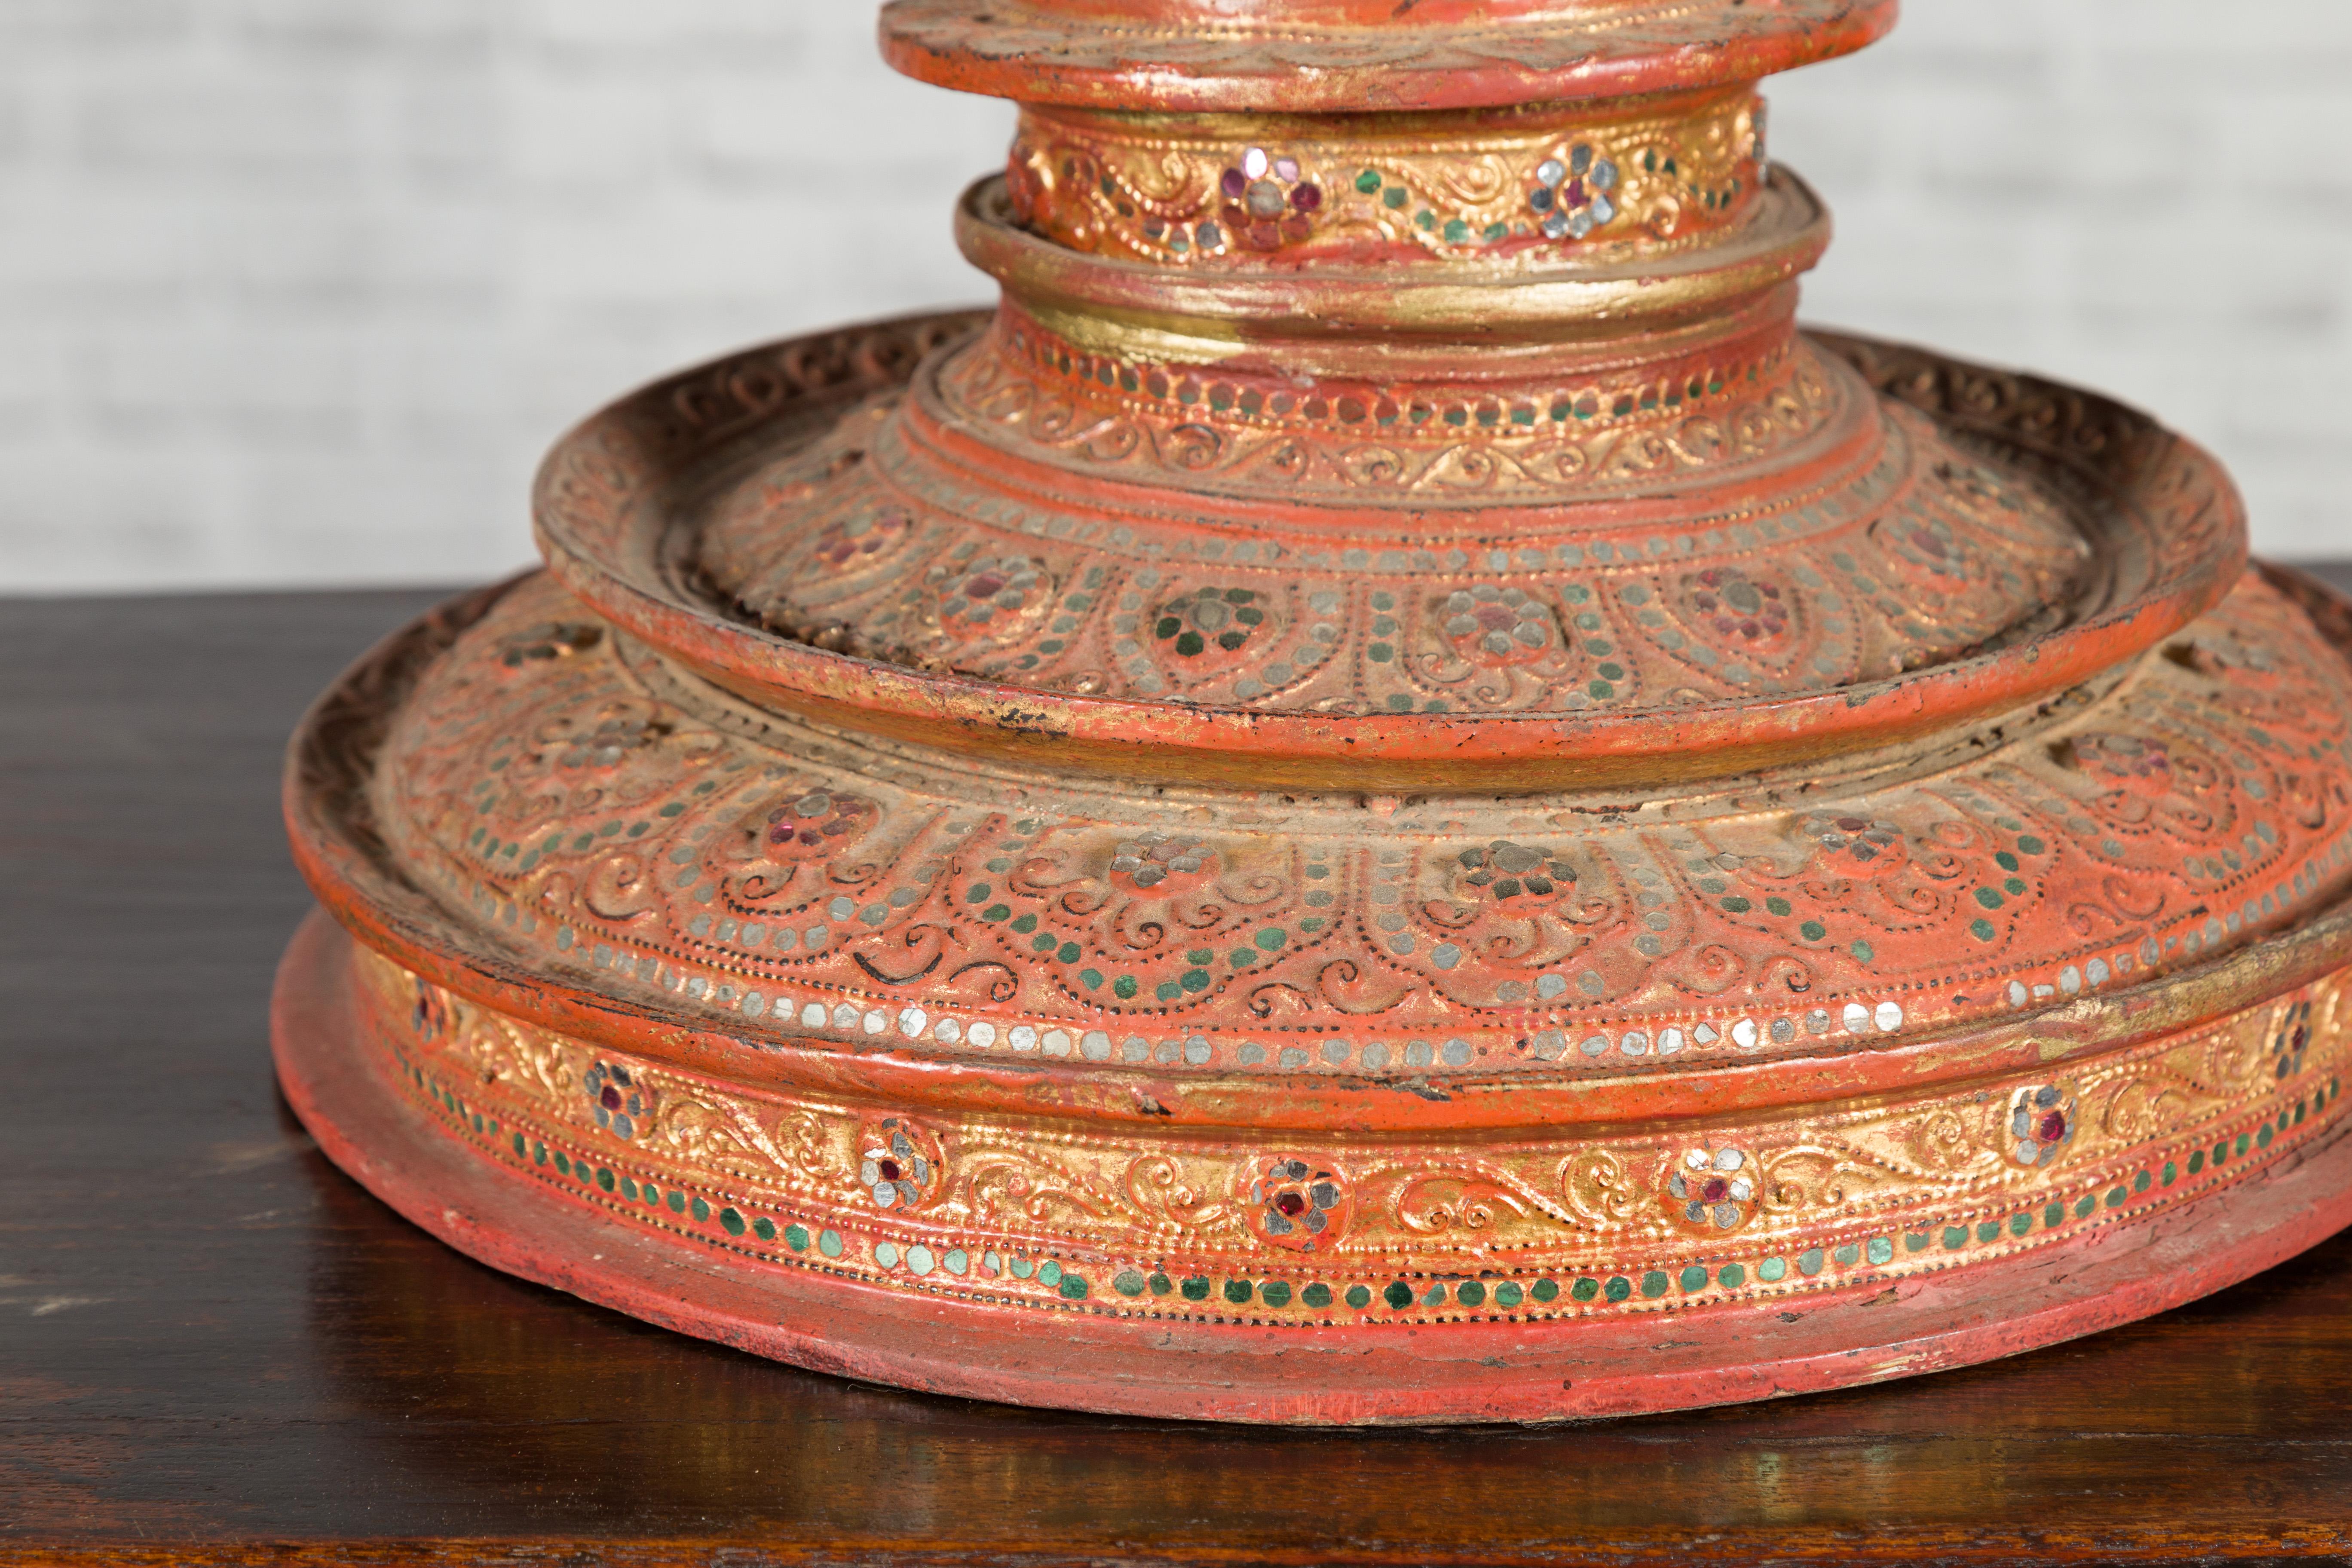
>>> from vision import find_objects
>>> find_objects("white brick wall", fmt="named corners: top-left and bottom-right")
top-left (1, 0), bottom-right (2345, 591)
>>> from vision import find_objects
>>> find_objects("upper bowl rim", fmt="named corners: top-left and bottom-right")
top-left (530, 311), bottom-right (2247, 794)
top-left (877, 0), bottom-right (1902, 114)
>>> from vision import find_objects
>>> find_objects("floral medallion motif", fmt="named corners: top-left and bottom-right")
top-left (2073, 734), bottom-right (2172, 787)
top-left (927, 554), bottom-right (1051, 646)
top-left (765, 789), bottom-right (879, 858)
top-left (1108, 831), bottom-right (1216, 895)
top-left (411, 976), bottom-right (450, 1042)
top-left (584, 1059), bottom-right (648, 1140)
top-left (1680, 566), bottom-right (1789, 647)
top-left (554, 709), bottom-right (667, 772)
top-left (1456, 840), bottom-right (1577, 904)
top-left (810, 504), bottom-right (913, 574)
top-left (1154, 586), bottom-right (1274, 663)
top-left (1437, 585), bottom-right (1561, 666)
top-left (1799, 812), bottom-right (1908, 877)
top-left (860, 1117), bottom-right (938, 1210)
top-left (1871, 507), bottom-right (1998, 601)
top-left (1528, 143), bottom-right (1620, 240)
top-left (1246, 1156), bottom-right (1350, 1252)
top-left (1216, 146), bottom-right (1321, 251)
top-left (1669, 1145), bottom-right (1755, 1229)
top-left (2274, 1000), bottom-right (2313, 1082)
top-left (2006, 1084), bottom-right (2075, 1168)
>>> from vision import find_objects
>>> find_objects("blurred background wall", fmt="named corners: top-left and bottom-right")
top-left (2, 0), bottom-right (2346, 592)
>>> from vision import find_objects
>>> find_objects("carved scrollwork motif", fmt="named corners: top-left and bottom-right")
top-left (358, 943), bottom-right (2351, 1301)
top-left (1005, 89), bottom-right (1764, 266)
top-left (366, 568), bottom-right (2352, 1069)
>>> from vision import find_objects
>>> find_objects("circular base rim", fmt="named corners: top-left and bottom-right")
top-left (276, 908), bottom-right (2352, 1427)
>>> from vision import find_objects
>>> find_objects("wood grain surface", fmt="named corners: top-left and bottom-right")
top-left (6, 577), bottom-right (2352, 1566)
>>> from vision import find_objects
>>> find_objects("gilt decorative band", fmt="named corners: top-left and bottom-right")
top-left (365, 942), bottom-right (2349, 1326)
top-left (1007, 89), bottom-right (1766, 266)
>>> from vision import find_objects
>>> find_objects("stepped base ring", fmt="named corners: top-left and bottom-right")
top-left (275, 910), bottom-right (2352, 1426)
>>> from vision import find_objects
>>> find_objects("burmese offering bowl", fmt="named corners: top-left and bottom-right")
top-left (273, 0), bottom-right (2352, 1424)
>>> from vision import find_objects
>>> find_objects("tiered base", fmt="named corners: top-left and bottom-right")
top-left (276, 910), bottom-right (2352, 1425)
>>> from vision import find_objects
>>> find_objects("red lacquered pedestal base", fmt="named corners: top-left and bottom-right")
top-left (273, 0), bottom-right (2352, 1427)
top-left (277, 910), bottom-right (2352, 1425)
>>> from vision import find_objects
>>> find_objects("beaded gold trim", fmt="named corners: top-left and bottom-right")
top-left (1009, 91), bottom-right (1765, 265)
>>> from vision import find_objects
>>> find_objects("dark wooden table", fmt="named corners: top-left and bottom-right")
top-left (9, 577), bottom-right (2352, 1567)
